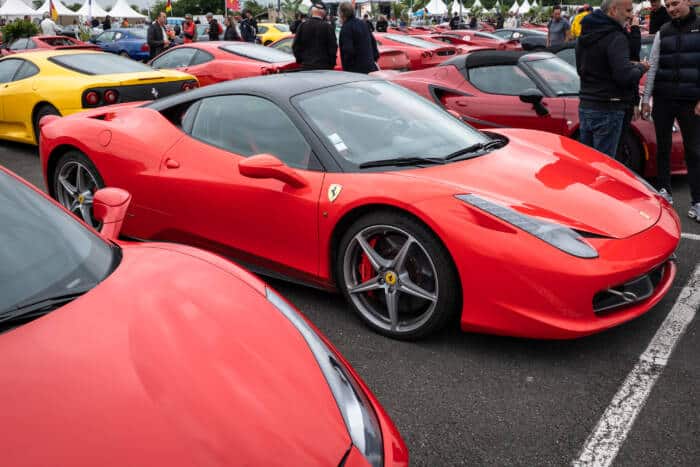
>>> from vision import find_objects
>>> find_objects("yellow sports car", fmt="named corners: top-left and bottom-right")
top-left (256, 23), bottom-right (291, 45)
top-left (0, 50), bottom-right (198, 145)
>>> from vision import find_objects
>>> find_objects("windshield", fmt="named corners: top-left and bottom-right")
top-left (384, 34), bottom-right (441, 49)
top-left (294, 81), bottom-right (489, 167)
top-left (0, 170), bottom-right (117, 314)
top-left (527, 57), bottom-right (580, 95)
top-left (220, 43), bottom-right (294, 63)
top-left (49, 52), bottom-right (153, 75)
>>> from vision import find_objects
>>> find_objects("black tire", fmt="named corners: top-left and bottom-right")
top-left (335, 210), bottom-right (460, 340)
top-left (33, 104), bottom-right (60, 145)
top-left (264, 40), bottom-right (272, 46)
top-left (119, 51), bottom-right (129, 58)
top-left (53, 150), bottom-right (105, 229)
top-left (616, 129), bottom-right (644, 174)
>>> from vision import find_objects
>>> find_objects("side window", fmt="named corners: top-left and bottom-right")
top-left (190, 50), bottom-right (214, 66)
top-left (189, 95), bottom-right (313, 170)
top-left (0, 59), bottom-right (23, 83)
top-left (273, 39), bottom-right (292, 54)
top-left (555, 48), bottom-right (576, 67)
top-left (151, 48), bottom-right (198, 69)
top-left (9, 39), bottom-right (28, 51)
top-left (13, 61), bottom-right (39, 81)
top-left (258, 26), bottom-right (268, 34)
top-left (26, 40), bottom-right (37, 49)
top-left (468, 65), bottom-right (538, 95)
top-left (114, 32), bottom-right (123, 41)
top-left (97, 32), bottom-right (114, 42)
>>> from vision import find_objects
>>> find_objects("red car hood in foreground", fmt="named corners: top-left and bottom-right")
top-left (398, 129), bottom-right (660, 239)
top-left (0, 243), bottom-right (352, 466)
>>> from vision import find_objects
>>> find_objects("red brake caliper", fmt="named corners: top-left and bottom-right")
top-left (358, 237), bottom-right (378, 297)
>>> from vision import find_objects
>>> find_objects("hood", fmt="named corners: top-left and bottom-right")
top-left (0, 244), bottom-right (350, 466)
top-left (398, 129), bottom-right (661, 239)
top-left (579, 10), bottom-right (624, 47)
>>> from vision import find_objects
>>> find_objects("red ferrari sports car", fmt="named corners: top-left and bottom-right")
top-left (269, 34), bottom-right (411, 72)
top-left (149, 41), bottom-right (299, 87)
top-left (1, 35), bottom-right (99, 56)
top-left (373, 33), bottom-right (462, 70)
top-left (387, 50), bottom-right (687, 178)
top-left (424, 32), bottom-right (522, 50)
top-left (0, 165), bottom-right (407, 466)
top-left (40, 72), bottom-right (680, 340)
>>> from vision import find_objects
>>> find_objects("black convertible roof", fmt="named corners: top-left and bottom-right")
top-left (441, 50), bottom-right (554, 70)
top-left (147, 71), bottom-right (377, 111)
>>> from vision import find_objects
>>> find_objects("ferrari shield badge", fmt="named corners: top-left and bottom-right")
top-left (328, 184), bottom-right (343, 203)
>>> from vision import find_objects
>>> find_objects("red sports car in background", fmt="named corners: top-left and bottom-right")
top-left (40, 72), bottom-right (680, 341)
top-left (373, 33), bottom-right (462, 69)
top-left (0, 165), bottom-right (407, 467)
top-left (1, 35), bottom-right (99, 56)
top-left (150, 41), bottom-right (299, 86)
top-left (388, 50), bottom-right (687, 178)
top-left (425, 31), bottom-right (522, 50)
top-left (269, 34), bottom-right (411, 71)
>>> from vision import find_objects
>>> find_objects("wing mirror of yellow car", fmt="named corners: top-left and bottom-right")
top-left (239, 154), bottom-right (308, 188)
top-left (92, 187), bottom-right (132, 240)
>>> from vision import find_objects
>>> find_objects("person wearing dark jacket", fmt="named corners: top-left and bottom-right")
top-left (642, 0), bottom-right (700, 219)
top-left (147, 12), bottom-right (170, 60)
top-left (363, 14), bottom-right (374, 32)
top-left (240, 10), bottom-right (257, 43)
top-left (290, 13), bottom-right (303, 33)
top-left (649, 0), bottom-right (672, 34)
top-left (102, 15), bottom-right (111, 31)
top-left (450, 12), bottom-right (461, 30)
top-left (224, 16), bottom-right (241, 41)
top-left (575, 0), bottom-right (648, 157)
top-left (205, 12), bottom-right (222, 41)
top-left (339, 2), bottom-right (379, 74)
top-left (293, 2), bottom-right (338, 70)
top-left (495, 12), bottom-right (504, 29)
top-left (376, 15), bottom-right (388, 32)
top-left (617, 14), bottom-right (643, 166)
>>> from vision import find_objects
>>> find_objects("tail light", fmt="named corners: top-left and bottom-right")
top-left (421, 50), bottom-right (433, 58)
top-left (261, 67), bottom-right (279, 75)
top-left (104, 89), bottom-right (119, 104)
top-left (181, 81), bottom-right (198, 91)
top-left (140, 43), bottom-right (149, 52)
top-left (85, 91), bottom-right (100, 106)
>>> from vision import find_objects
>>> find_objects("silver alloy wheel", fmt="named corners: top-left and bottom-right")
top-left (55, 161), bottom-right (101, 228)
top-left (343, 224), bottom-right (439, 334)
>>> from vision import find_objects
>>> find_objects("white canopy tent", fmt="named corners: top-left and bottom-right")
top-left (509, 1), bottom-right (519, 14)
top-left (518, 0), bottom-right (531, 14)
top-left (472, 0), bottom-right (483, 8)
top-left (36, 0), bottom-right (79, 17)
top-left (424, 0), bottom-right (448, 15)
top-left (0, 0), bottom-right (40, 18)
top-left (108, 0), bottom-right (146, 19)
top-left (76, 0), bottom-right (109, 19)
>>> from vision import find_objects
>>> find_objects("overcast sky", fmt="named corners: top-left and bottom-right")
top-left (18, 0), bottom-right (156, 8)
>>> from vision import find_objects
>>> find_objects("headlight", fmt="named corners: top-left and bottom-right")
top-left (456, 194), bottom-right (598, 259)
top-left (266, 288), bottom-right (383, 467)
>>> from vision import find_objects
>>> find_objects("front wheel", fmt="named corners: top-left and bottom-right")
top-left (53, 150), bottom-right (105, 229)
top-left (336, 211), bottom-right (460, 340)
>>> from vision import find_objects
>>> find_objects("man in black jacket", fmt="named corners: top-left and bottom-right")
top-left (376, 15), bottom-right (388, 32)
top-left (293, 2), bottom-right (338, 70)
top-left (240, 10), bottom-right (257, 43)
top-left (339, 2), bottom-right (379, 74)
top-left (147, 12), bottom-right (170, 60)
top-left (575, 0), bottom-right (648, 157)
top-left (642, 0), bottom-right (700, 219)
top-left (649, 0), bottom-right (672, 34)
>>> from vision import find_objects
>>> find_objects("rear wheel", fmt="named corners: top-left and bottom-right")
top-left (336, 211), bottom-right (460, 340)
top-left (33, 104), bottom-right (60, 145)
top-left (53, 150), bottom-right (105, 229)
top-left (616, 129), bottom-right (644, 174)
top-left (119, 51), bottom-right (129, 58)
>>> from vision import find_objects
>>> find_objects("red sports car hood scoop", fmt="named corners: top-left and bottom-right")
top-left (0, 245), bottom-right (350, 466)
top-left (401, 129), bottom-right (661, 239)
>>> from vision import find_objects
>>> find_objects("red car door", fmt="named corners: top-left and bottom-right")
top-left (179, 49), bottom-right (218, 86)
top-left (453, 64), bottom-right (569, 135)
top-left (156, 94), bottom-right (324, 280)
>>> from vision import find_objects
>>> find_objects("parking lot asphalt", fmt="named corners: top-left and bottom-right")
top-left (2, 141), bottom-right (698, 467)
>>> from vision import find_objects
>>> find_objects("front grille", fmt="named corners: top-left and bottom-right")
top-left (593, 262), bottom-right (668, 315)
top-left (437, 50), bottom-right (456, 56)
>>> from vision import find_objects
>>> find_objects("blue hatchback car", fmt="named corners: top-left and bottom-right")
top-left (91, 28), bottom-right (149, 61)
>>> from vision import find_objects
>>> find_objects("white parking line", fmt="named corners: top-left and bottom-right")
top-left (681, 232), bottom-right (700, 241)
top-left (572, 264), bottom-right (700, 467)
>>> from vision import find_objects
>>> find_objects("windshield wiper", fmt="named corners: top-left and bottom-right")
top-left (0, 288), bottom-right (93, 325)
top-left (358, 156), bottom-right (447, 169)
top-left (444, 139), bottom-right (507, 161)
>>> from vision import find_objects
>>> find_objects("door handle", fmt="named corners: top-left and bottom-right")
top-left (165, 158), bottom-right (180, 169)
top-left (455, 99), bottom-right (469, 107)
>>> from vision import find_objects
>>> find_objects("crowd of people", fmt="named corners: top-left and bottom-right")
top-left (574, 0), bottom-right (699, 220)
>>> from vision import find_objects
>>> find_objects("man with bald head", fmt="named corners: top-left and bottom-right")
top-left (642, 0), bottom-right (700, 219)
top-left (575, 0), bottom-right (649, 158)
top-left (292, 2), bottom-right (338, 70)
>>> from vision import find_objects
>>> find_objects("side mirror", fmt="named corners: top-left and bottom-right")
top-left (239, 154), bottom-right (308, 188)
top-left (519, 91), bottom-right (549, 116)
top-left (92, 187), bottom-right (131, 240)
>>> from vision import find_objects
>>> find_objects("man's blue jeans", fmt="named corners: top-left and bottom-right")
top-left (578, 108), bottom-right (625, 158)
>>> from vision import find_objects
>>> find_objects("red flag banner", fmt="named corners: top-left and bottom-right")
top-left (165, 0), bottom-right (172, 13)
top-left (226, 0), bottom-right (240, 12)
